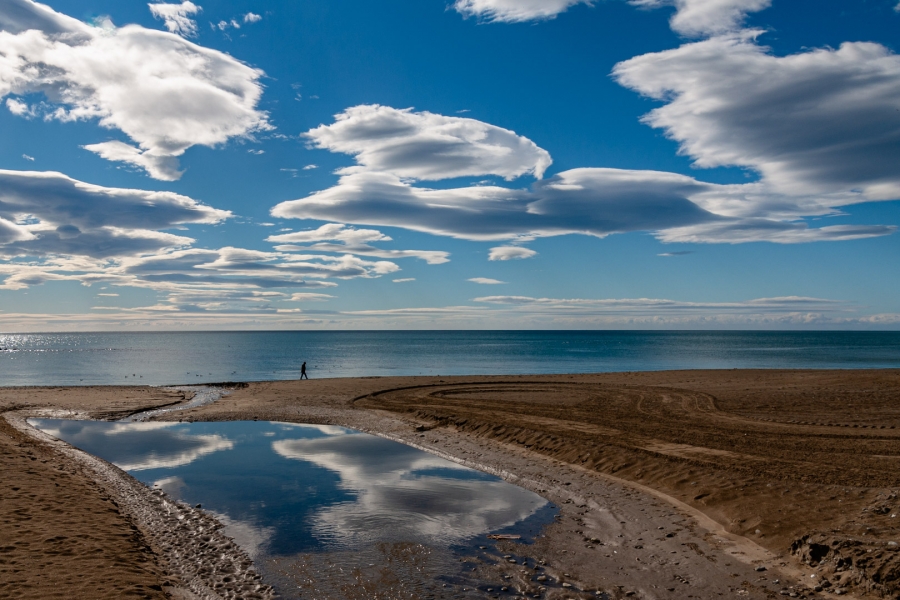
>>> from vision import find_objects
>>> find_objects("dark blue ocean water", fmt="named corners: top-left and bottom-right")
top-left (2, 330), bottom-right (899, 386)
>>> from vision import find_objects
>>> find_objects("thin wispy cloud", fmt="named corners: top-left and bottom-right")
top-left (290, 293), bottom-right (335, 301)
top-left (489, 246), bottom-right (536, 261)
top-left (148, 1), bottom-right (201, 37)
top-left (473, 294), bottom-right (847, 316)
top-left (469, 277), bottom-right (505, 284)
top-left (268, 223), bottom-right (450, 264)
top-left (454, 0), bottom-right (592, 23)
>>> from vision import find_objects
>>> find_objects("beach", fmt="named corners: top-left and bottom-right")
top-left (2, 370), bottom-right (899, 599)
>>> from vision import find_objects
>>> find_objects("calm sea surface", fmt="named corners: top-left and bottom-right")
top-left (1, 331), bottom-right (899, 387)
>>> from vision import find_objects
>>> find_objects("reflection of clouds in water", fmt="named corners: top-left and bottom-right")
top-left (115, 431), bottom-right (233, 471)
top-left (271, 422), bottom-right (350, 436)
top-left (272, 434), bottom-right (546, 546)
top-left (208, 510), bottom-right (275, 560)
top-left (152, 475), bottom-right (186, 497)
top-left (31, 419), bottom-right (233, 471)
top-left (35, 420), bottom-right (177, 440)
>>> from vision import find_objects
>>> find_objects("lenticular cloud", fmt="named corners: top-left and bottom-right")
top-left (304, 105), bottom-right (552, 181)
top-left (0, 0), bottom-right (270, 180)
top-left (0, 169), bottom-right (229, 259)
top-left (614, 33), bottom-right (900, 201)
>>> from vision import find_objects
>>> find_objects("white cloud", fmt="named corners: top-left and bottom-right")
top-left (268, 223), bottom-right (451, 265)
top-left (82, 140), bottom-right (183, 181)
top-left (454, 0), bottom-right (592, 23)
top-left (215, 19), bottom-right (241, 31)
top-left (0, 169), bottom-right (227, 259)
top-left (269, 223), bottom-right (389, 246)
top-left (148, 1), bottom-right (201, 37)
top-left (469, 277), bottom-right (505, 284)
top-left (0, 0), bottom-right (270, 180)
top-left (489, 246), bottom-right (536, 261)
top-left (303, 164), bottom-right (318, 170)
top-left (473, 295), bottom-right (846, 316)
top-left (629, 0), bottom-right (770, 37)
top-left (273, 167), bottom-right (892, 244)
top-left (304, 105), bottom-right (551, 181)
top-left (272, 168), bottom-right (713, 241)
top-left (657, 220), bottom-right (896, 244)
top-left (290, 293), bottom-right (335, 301)
top-left (243, 12), bottom-right (261, 24)
top-left (5, 97), bottom-right (32, 117)
top-left (280, 98), bottom-right (897, 246)
top-left (392, 278), bottom-right (415, 283)
top-left (0, 216), bottom-right (32, 244)
top-left (0, 171), bottom-right (392, 301)
top-left (121, 247), bottom-right (397, 287)
top-left (97, 292), bottom-right (119, 296)
top-left (614, 33), bottom-right (900, 201)
top-left (21, 153), bottom-right (34, 161)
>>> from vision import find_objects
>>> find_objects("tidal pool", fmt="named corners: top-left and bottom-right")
top-left (29, 419), bottom-right (554, 598)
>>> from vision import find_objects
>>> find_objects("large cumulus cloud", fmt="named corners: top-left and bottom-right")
top-left (0, 0), bottom-right (270, 180)
top-left (614, 33), bottom-right (900, 200)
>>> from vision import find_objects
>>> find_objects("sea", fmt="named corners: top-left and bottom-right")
top-left (1, 330), bottom-right (899, 387)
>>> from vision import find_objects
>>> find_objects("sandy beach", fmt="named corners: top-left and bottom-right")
top-left (2, 370), bottom-right (899, 599)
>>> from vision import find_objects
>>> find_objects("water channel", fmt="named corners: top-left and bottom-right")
top-left (29, 418), bottom-right (557, 598)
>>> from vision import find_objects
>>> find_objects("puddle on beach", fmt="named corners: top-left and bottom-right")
top-left (29, 419), bottom-right (555, 598)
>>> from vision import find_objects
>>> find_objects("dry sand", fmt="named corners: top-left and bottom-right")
top-left (2, 370), bottom-right (899, 599)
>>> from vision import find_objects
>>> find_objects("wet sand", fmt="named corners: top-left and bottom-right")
top-left (2, 370), bottom-right (899, 599)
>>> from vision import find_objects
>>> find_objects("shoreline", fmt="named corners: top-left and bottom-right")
top-left (3, 370), bottom-right (899, 599)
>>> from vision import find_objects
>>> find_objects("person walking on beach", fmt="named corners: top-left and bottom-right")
top-left (300, 361), bottom-right (308, 380)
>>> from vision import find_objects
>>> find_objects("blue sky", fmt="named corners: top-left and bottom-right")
top-left (0, 0), bottom-right (899, 330)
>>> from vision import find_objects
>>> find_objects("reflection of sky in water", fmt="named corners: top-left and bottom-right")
top-left (30, 420), bottom-right (233, 471)
top-left (28, 420), bottom-right (548, 560)
top-left (273, 434), bottom-right (546, 547)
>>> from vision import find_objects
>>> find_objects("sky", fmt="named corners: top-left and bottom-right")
top-left (0, 0), bottom-right (899, 331)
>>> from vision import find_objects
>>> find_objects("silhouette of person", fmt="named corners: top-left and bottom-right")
top-left (300, 361), bottom-right (308, 380)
